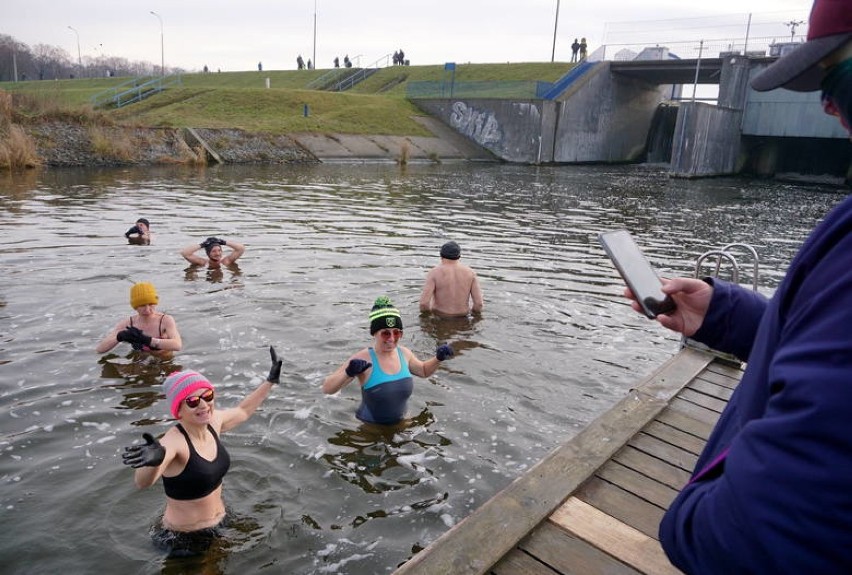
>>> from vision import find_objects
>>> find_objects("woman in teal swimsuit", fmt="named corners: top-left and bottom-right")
top-left (322, 296), bottom-right (454, 425)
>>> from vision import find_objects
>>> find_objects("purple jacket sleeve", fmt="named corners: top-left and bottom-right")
top-left (659, 200), bottom-right (852, 574)
top-left (690, 277), bottom-right (768, 362)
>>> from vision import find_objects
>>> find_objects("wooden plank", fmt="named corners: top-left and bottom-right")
top-left (392, 349), bottom-right (713, 575)
top-left (655, 409), bottom-right (714, 441)
top-left (668, 397), bottom-right (721, 427)
top-left (678, 388), bottom-right (728, 413)
top-left (628, 433), bottom-right (698, 472)
top-left (518, 520), bottom-right (642, 575)
top-left (632, 348), bottom-right (714, 402)
top-left (695, 369), bottom-right (740, 391)
top-left (576, 477), bottom-right (666, 539)
top-left (595, 461), bottom-right (680, 509)
top-left (490, 549), bottom-right (560, 575)
top-left (704, 360), bottom-right (745, 380)
top-left (687, 378), bottom-right (733, 402)
top-left (612, 445), bottom-right (692, 491)
top-left (550, 497), bottom-right (683, 575)
top-left (642, 420), bottom-right (706, 456)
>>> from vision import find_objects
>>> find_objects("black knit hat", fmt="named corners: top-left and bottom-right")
top-left (369, 295), bottom-right (403, 334)
top-left (440, 241), bottom-right (461, 260)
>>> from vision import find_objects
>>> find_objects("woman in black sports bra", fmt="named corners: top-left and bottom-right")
top-left (121, 347), bottom-right (282, 553)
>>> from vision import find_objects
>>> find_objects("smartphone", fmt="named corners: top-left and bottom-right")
top-left (598, 230), bottom-right (676, 319)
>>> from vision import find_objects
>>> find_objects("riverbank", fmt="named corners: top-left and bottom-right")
top-left (17, 116), bottom-right (495, 167)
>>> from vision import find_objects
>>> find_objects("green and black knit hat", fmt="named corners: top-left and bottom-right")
top-left (369, 295), bottom-right (403, 334)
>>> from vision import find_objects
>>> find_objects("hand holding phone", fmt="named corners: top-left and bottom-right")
top-left (599, 230), bottom-right (676, 319)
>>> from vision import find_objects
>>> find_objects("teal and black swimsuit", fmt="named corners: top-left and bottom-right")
top-left (356, 348), bottom-right (414, 425)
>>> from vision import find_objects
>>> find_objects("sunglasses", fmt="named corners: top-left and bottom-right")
top-left (378, 329), bottom-right (402, 339)
top-left (184, 389), bottom-right (215, 408)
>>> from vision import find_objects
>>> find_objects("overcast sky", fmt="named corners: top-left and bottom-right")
top-left (5, 0), bottom-right (812, 72)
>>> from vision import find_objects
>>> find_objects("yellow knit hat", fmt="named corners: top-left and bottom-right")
top-left (130, 282), bottom-right (159, 309)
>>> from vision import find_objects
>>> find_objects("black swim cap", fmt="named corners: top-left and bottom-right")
top-left (136, 218), bottom-right (150, 227)
top-left (440, 241), bottom-right (461, 260)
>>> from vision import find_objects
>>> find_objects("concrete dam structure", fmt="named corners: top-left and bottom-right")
top-left (412, 56), bottom-right (850, 183)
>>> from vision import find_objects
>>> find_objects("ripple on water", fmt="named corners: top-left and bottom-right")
top-left (0, 163), bottom-right (843, 573)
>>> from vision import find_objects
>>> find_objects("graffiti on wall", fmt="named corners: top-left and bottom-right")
top-left (449, 102), bottom-right (502, 146)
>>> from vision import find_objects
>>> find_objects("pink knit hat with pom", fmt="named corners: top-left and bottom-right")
top-left (162, 370), bottom-right (214, 418)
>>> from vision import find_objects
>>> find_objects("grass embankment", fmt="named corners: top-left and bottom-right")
top-left (0, 62), bottom-right (575, 168)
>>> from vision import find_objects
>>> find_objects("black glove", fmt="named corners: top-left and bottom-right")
top-left (345, 359), bottom-right (372, 377)
top-left (124, 225), bottom-right (140, 238)
top-left (436, 344), bottom-right (454, 362)
top-left (122, 432), bottom-right (166, 468)
top-left (267, 346), bottom-right (282, 384)
top-left (117, 326), bottom-right (153, 350)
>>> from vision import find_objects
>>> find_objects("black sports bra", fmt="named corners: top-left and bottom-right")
top-left (162, 424), bottom-right (231, 500)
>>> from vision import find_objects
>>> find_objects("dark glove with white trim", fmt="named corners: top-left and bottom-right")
top-left (122, 433), bottom-right (165, 468)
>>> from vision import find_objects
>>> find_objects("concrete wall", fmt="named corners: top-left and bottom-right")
top-left (670, 102), bottom-right (742, 177)
top-left (413, 99), bottom-right (548, 163)
top-left (552, 63), bottom-right (669, 163)
top-left (742, 77), bottom-right (848, 139)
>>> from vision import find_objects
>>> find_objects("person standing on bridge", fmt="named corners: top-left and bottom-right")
top-left (579, 38), bottom-right (587, 61)
top-left (625, 0), bottom-right (852, 572)
top-left (571, 38), bottom-right (580, 63)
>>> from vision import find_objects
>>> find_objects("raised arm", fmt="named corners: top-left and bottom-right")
top-left (219, 346), bottom-right (280, 432)
top-left (322, 351), bottom-right (372, 394)
top-left (406, 344), bottom-right (453, 378)
top-left (180, 242), bottom-right (208, 266)
top-left (122, 431), bottom-right (178, 489)
top-left (221, 240), bottom-right (245, 265)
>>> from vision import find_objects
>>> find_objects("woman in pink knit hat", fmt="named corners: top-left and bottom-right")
top-left (121, 347), bottom-right (282, 556)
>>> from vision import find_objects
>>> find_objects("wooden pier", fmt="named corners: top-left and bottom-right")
top-left (393, 347), bottom-right (740, 575)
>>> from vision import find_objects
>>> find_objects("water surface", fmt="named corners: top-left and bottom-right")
top-left (0, 163), bottom-right (843, 574)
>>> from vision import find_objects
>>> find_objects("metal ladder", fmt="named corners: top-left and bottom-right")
top-left (682, 243), bottom-right (760, 360)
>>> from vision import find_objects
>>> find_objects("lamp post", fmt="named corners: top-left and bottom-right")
top-left (551, 0), bottom-right (560, 63)
top-left (312, 0), bottom-right (317, 71)
top-left (67, 26), bottom-right (82, 75)
top-left (784, 19), bottom-right (804, 42)
top-left (150, 11), bottom-right (164, 76)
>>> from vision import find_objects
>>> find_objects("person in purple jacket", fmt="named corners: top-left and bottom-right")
top-left (625, 1), bottom-right (852, 572)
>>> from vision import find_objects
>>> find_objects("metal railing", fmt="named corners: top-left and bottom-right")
top-left (90, 74), bottom-right (182, 109)
top-left (406, 80), bottom-right (554, 100)
top-left (331, 53), bottom-right (393, 91)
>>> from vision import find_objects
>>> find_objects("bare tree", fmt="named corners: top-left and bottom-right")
top-left (32, 44), bottom-right (72, 80)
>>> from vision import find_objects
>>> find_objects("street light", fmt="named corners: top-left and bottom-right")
top-left (150, 11), bottom-right (164, 76)
top-left (551, 0), bottom-right (560, 63)
top-left (784, 19), bottom-right (804, 42)
top-left (312, 0), bottom-right (317, 71)
top-left (67, 26), bottom-right (82, 74)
